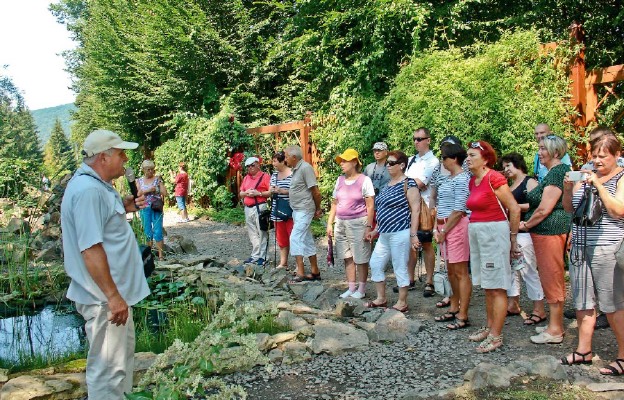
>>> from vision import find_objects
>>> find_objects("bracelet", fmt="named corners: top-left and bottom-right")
top-left (510, 232), bottom-right (518, 235)
top-left (365, 224), bottom-right (373, 229)
top-left (410, 233), bottom-right (418, 237)
top-left (439, 228), bottom-right (446, 234)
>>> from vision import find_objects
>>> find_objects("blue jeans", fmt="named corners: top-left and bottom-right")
top-left (140, 207), bottom-right (163, 242)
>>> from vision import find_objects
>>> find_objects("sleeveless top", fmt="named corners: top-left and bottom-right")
top-left (375, 178), bottom-right (417, 233)
top-left (511, 176), bottom-right (531, 220)
top-left (137, 176), bottom-right (161, 207)
top-left (571, 170), bottom-right (624, 246)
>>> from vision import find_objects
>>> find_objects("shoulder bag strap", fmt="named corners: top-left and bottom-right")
top-left (488, 173), bottom-right (508, 219)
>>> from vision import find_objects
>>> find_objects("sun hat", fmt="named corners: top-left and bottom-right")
top-left (245, 156), bottom-right (260, 167)
top-left (335, 149), bottom-right (362, 166)
top-left (82, 129), bottom-right (138, 157)
top-left (372, 142), bottom-right (388, 151)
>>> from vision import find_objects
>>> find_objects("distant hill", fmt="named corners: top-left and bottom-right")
top-left (32, 103), bottom-right (77, 147)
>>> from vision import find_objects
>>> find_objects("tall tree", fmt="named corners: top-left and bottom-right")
top-left (0, 74), bottom-right (43, 198)
top-left (43, 118), bottom-right (76, 178)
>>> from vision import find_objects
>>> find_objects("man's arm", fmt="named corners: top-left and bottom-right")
top-left (81, 243), bottom-right (129, 326)
top-left (311, 185), bottom-right (322, 218)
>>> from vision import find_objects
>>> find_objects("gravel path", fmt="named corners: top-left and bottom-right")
top-left (162, 211), bottom-right (621, 399)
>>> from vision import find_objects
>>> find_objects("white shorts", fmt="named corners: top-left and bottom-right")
top-left (290, 209), bottom-right (316, 257)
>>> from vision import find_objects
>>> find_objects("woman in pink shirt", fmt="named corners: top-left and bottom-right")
top-left (172, 162), bottom-right (189, 222)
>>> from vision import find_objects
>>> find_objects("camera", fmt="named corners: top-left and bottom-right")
top-left (568, 171), bottom-right (588, 182)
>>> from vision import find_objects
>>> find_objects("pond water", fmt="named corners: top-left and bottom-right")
top-left (0, 305), bottom-right (86, 363)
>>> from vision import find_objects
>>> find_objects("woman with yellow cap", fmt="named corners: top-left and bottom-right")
top-left (326, 149), bottom-right (375, 299)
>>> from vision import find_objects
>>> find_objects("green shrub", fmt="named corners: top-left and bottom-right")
top-left (211, 186), bottom-right (233, 211)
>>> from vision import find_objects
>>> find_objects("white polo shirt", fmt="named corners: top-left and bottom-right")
top-left (405, 150), bottom-right (439, 206)
top-left (61, 164), bottom-right (150, 306)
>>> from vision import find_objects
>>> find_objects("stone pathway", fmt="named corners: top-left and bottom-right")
top-left (163, 212), bottom-right (624, 399)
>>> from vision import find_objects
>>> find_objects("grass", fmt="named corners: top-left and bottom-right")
top-left (454, 377), bottom-right (601, 400)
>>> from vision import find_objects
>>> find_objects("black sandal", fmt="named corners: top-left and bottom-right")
top-left (560, 351), bottom-right (592, 365)
top-left (447, 318), bottom-right (471, 330)
top-left (434, 311), bottom-right (458, 322)
top-left (423, 283), bottom-right (435, 298)
top-left (600, 359), bottom-right (624, 376)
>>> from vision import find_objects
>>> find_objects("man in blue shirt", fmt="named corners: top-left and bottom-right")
top-left (532, 123), bottom-right (572, 182)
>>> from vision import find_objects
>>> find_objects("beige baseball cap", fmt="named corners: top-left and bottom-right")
top-left (82, 129), bottom-right (139, 157)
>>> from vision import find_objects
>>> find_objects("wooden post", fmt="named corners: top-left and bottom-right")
top-left (569, 21), bottom-right (587, 129)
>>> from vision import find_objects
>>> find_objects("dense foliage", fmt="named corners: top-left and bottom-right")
top-left (0, 74), bottom-right (43, 198)
top-left (153, 109), bottom-right (252, 206)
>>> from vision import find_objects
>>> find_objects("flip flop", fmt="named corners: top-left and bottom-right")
top-left (447, 318), bottom-right (471, 330)
top-left (523, 313), bottom-right (547, 325)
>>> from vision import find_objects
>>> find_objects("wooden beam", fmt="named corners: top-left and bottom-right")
top-left (246, 121), bottom-right (304, 135)
top-left (585, 64), bottom-right (624, 86)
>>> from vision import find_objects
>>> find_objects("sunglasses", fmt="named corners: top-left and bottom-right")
top-left (413, 137), bottom-right (429, 142)
top-left (544, 135), bottom-right (557, 140)
top-left (387, 159), bottom-right (402, 166)
top-left (470, 142), bottom-right (485, 151)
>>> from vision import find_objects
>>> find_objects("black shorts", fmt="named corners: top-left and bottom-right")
top-left (417, 230), bottom-right (433, 243)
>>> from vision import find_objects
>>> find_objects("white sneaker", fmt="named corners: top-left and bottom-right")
top-left (340, 289), bottom-right (355, 298)
top-left (530, 330), bottom-right (564, 344)
top-left (350, 291), bottom-right (366, 299)
top-left (535, 325), bottom-right (547, 333)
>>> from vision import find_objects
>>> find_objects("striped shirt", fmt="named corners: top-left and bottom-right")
top-left (269, 172), bottom-right (292, 222)
top-left (436, 172), bottom-right (470, 219)
top-left (572, 170), bottom-right (624, 246)
top-left (375, 178), bottom-right (417, 233)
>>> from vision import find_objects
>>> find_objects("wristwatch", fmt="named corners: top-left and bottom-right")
top-left (409, 233), bottom-right (418, 237)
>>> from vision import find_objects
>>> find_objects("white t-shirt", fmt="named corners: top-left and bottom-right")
top-left (61, 164), bottom-right (150, 306)
top-left (405, 150), bottom-right (439, 205)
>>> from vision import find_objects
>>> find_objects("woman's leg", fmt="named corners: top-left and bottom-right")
top-left (489, 288), bottom-right (508, 337)
top-left (368, 233), bottom-right (390, 305)
top-left (356, 262), bottom-right (369, 294)
top-left (454, 261), bottom-right (471, 321)
top-left (547, 301), bottom-right (565, 336)
top-left (562, 309), bottom-right (595, 363)
top-left (446, 264), bottom-right (461, 314)
top-left (344, 257), bottom-right (357, 292)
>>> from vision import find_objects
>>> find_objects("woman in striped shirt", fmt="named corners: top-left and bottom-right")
top-left (561, 133), bottom-right (624, 375)
top-left (364, 151), bottom-right (421, 313)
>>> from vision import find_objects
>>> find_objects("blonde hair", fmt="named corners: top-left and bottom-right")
top-left (142, 159), bottom-right (155, 169)
top-left (540, 135), bottom-right (568, 159)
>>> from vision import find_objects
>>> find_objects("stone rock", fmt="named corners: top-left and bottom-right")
top-left (49, 211), bottom-right (61, 224)
top-left (263, 268), bottom-right (289, 289)
top-left (288, 283), bottom-right (309, 297)
top-left (35, 246), bottom-right (60, 262)
top-left (464, 362), bottom-right (519, 390)
top-left (310, 320), bottom-right (369, 355)
top-left (282, 342), bottom-right (311, 365)
top-left (267, 348), bottom-right (283, 363)
top-left (0, 373), bottom-right (86, 400)
top-left (2, 218), bottom-right (30, 235)
top-left (41, 225), bottom-right (61, 240)
top-left (508, 356), bottom-right (567, 381)
top-left (0, 368), bottom-right (8, 383)
top-left (179, 237), bottom-right (197, 253)
top-left (290, 304), bottom-right (322, 315)
top-left (271, 331), bottom-right (298, 345)
top-left (302, 284), bottom-right (326, 303)
top-left (311, 286), bottom-right (343, 310)
top-left (367, 310), bottom-right (423, 342)
top-left (276, 311), bottom-right (310, 331)
top-left (134, 352), bottom-right (157, 372)
top-left (334, 299), bottom-right (356, 317)
top-left (586, 382), bottom-right (624, 392)
top-left (354, 321), bottom-right (375, 331)
top-left (363, 309), bottom-right (384, 323)
top-left (256, 333), bottom-right (272, 351)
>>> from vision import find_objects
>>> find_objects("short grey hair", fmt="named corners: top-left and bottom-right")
top-left (540, 134), bottom-right (567, 160)
top-left (285, 145), bottom-right (303, 160)
top-left (83, 148), bottom-right (114, 166)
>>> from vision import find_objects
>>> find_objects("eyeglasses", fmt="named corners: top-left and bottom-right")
top-left (544, 135), bottom-right (557, 140)
top-left (470, 142), bottom-right (485, 151)
top-left (387, 160), bottom-right (401, 166)
top-left (413, 137), bottom-right (429, 142)
top-left (247, 163), bottom-right (258, 168)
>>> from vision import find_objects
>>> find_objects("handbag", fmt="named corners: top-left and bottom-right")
top-left (253, 172), bottom-right (273, 231)
top-left (434, 243), bottom-right (452, 296)
top-left (272, 194), bottom-right (293, 222)
top-left (151, 197), bottom-right (164, 212)
top-left (403, 179), bottom-right (435, 231)
top-left (572, 183), bottom-right (603, 227)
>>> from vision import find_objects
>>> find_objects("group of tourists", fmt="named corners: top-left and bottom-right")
top-left (241, 124), bottom-right (624, 375)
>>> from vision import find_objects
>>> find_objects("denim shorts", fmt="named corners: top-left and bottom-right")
top-left (175, 196), bottom-right (186, 210)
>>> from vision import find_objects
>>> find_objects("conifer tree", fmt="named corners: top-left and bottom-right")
top-left (43, 118), bottom-right (76, 178)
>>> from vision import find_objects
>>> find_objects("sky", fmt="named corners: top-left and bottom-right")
top-left (0, 0), bottom-right (77, 110)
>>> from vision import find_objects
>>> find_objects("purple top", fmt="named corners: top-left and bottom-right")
top-left (335, 175), bottom-right (369, 220)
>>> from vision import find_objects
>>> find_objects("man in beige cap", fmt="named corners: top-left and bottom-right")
top-left (61, 129), bottom-right (150, 399)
